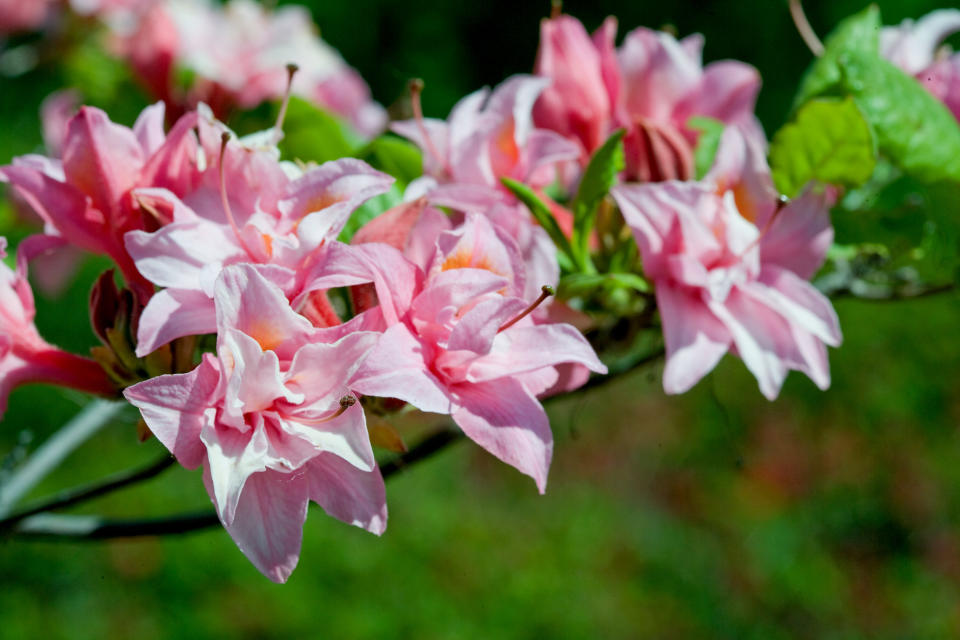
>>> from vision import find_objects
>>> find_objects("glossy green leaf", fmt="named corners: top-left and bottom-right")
top-left (794, 5), bottom-right (881, 107)
top-left (769, 97), bottom-right (876, 198)
top-left (571, 130), bottom-right (625, 272)
top-left (839, 52), bottom-right (960, 183)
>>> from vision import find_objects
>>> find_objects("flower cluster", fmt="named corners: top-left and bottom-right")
top-left (1, 90), bottom-right (605, 581)
top-left (8, 1), bottom-right (956, 583)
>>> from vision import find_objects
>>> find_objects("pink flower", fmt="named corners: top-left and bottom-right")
top-left (123, 105), bottom-right (393, 355)
top-left (114, 0), bottom-right (386, 135)
top-left (0, 102), bottom-right (173, 298)
top-left (0, 236), bottom-right (115, 415)
top-left (124, 263), bottom-right (385, 583)
top-left (533, 14), bottom-right (763, 182)
top-left (394, 75), bottom-right (580, 201)
top-left (0, 0), bottom-right (54, 35)
top-left (349, 213), bottom-right (607, 492)
top-left (611, 127), bottom-right (841, 399)
top-left (533, 15), bottom-right (620, 162)
top-left (882, 10), bottom-right (960, 120)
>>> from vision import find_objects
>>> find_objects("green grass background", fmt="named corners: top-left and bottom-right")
top-left (3, 1), bottom-right (960, 637)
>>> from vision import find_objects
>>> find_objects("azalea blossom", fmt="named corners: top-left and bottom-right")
top-left (114, 0), bottom-right (386, 135)
top-left (349, 212), bottom-right (607, 492)
top-left (392, 75), bottom-right (575, 309)
top-left (533, 13), bottom-right (763, 182)
top-left (0, 236), bottom-right (115, 415)
top-left (0, 102), bottom-right (174, 298)
top-left (881, 9), bottom-right (960, 120)
top-left (611, 127), bottom-right (841, 399)
top-left (125, 264), bottom-right (386, 583)
top-left (124, 105), bottom-right (394, 356)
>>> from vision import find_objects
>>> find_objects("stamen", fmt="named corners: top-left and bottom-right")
top-left (274, 63), bottom-right (299, 133)
top-left (218, 132), bottom-right (257, 258)
top-left (288, 395), bottom-right (357, 426)
top-left (737, 195), bottom-right (789, 260)
top-left (550, 0), bottom-right (562, 19)
top-left (498, 285), bottom-right (554, 332)
top-left (789, 0), bottom-right (824, 57)
top-left (409, 78), bottom-right (452, 178)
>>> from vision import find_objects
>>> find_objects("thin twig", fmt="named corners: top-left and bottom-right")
top-left (789, 0), bottom-right (824, 57)
top-left (829, 282), bottom-right (956, 303)
top-left (0, 400), bottom-right (125, 517)
top-left (9, 427), bottom-right (465, 540)
top-left (0, 455), bottom-right (175, 531)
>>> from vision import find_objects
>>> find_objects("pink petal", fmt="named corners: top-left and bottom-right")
top-left (464, 322), bottom-right (607, 383)
top-left (760, 187), bottom-right (833, 280)
top-left (214, 264), bottom-right (315, 361)
top-left (280, 158), bottom-right (394, 243)
top-left (133, 101), bottom-right (168, 156)
top-left (707, 287), bottom-right (792, 400)
top-left (619, 27), bottom-right (701, 122)
top-left (209, 466), bottom-right (309, 583)
top-left (451, 376), bottom-right (553, 493)
top-left (754, 267), bottom-right (842, 347)
top-left (656, 282), bottom-right (731, 394)
top-left (61, 106), bottom-right (145, 218)
top-left (123, 354), bottom-right (221, 469)
top-left (351, 323), bottom-right (452, 414)
top-left (135, 287), bottom-right (217, 357)
top-left (306, 452), bottom-right (387, 535)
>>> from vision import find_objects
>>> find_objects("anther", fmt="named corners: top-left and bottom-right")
top-left (408, 78), bottom-right (451, 178)
top-left (550, 0), bottom-right (562, 19)
top-left (274, 63), bottom-right (299, 133)
top-left (498, 285), bottom-right (555, 332)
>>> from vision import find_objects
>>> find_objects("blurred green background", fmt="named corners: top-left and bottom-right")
top-left (3, 1), bottom-right (960, 638)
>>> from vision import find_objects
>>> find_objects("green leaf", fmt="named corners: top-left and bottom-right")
top-left (337, 184), bottom-right (404, 243)
top-left (279, 97), bottom-right (364, 164)
top-left (558, 272), bottom-right (651, 299)
top-left (838, 52), bottom-right (960, 183)
top-left (501, 177), bottom-right (575, 272)
top-left (571, 130), bottom-right (625, 272)
top-left (794, 5), bottom-right (881, 107)
top-left (688, 117), bottom-right (725, 180)
top-left (769, 97), bottom-right (876, 198)
top-left (354, 136), bottom-right (423, 186)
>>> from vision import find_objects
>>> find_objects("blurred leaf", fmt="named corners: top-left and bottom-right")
top-left (62, 38), bottom-right (132, 108)
top-left (279, 97), bottom-right (364, 164)
top-left (794, 5), bottom-right (880, 107)
top-left (688, 117), bottom-right (725, 180)
top-left (558, 272), bottom-right (651, 299)
top-left (838, 52), bottom-right (960, 184)
top-left (337, 184), bottom-right (403, 243)
top-left (769, 97), bottom-right (876, 198)
top-left (501, 177), bottom-right (575, 272)
top-left (354, 136), bottom-right (422, 186)
top-left (571, 130), bottom-right (625, 272)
